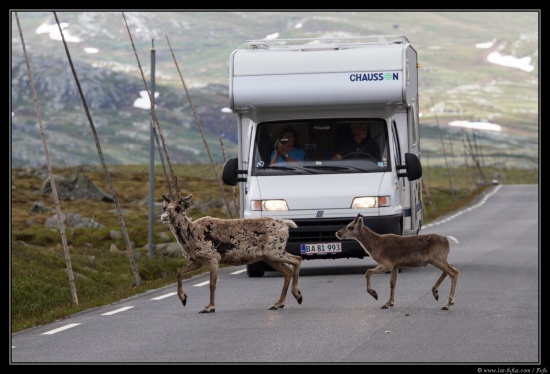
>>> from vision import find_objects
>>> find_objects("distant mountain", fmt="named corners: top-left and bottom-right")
top-left (10, 11), bottom-right (539, 169)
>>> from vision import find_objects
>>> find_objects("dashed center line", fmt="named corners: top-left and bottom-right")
top-left (101, 306), bottom-right (134, 316)
top-left (30, 267), bottom-right (247, 338)
top-left (151, 292), bottom-right (177, 300)
top-left (41, 323), bottom-right (81, 335)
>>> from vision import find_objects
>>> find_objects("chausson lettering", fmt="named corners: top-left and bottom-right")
top-left (349, 72), bottom-right (399, 82)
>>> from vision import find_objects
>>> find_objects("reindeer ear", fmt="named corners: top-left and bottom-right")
top-left (180, 194), bottom-right (192, 209)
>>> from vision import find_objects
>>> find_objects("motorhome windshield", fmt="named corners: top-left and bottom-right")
top-left (252, 119), bottom-right (390, 176)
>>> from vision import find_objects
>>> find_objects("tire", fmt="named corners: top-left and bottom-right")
top-left (246, 262), bottom-right (265, 277)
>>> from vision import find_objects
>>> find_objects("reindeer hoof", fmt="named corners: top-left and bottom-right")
top-left (181, 299), bottom-right (186, 307)
top-left (368, 290), bottom-right (378, 300)
top-left (269, 305), bottom-right (284, 310)
top-left (293, 290), bottom-right (303, 304)
top-left (441, 306), bottom-right (449, 311)
top-left (199, 308), bottom-right (215, 314)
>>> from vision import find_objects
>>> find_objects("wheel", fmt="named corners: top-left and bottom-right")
top-left (341, 152), bottom-right (375, 160)
top-left (246, 262), bottom-right (265, 277)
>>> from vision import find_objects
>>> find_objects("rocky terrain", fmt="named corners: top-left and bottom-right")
top-left (11, 11), bottom-right (539, 169)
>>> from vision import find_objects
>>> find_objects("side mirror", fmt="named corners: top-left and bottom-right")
top-left (397, 153), bottom-right (422, 181)
top-left (222, 157), bottom-right (247, 186)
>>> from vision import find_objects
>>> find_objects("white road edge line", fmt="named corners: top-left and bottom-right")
top-left (423, 184), bottom-right (501, 229)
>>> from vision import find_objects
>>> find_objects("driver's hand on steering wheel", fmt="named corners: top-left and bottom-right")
top-left (332, 153), bottom-right (343, 160)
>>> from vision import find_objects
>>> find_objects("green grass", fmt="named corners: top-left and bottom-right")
top-left (10, 164), bottom-right (538, 333)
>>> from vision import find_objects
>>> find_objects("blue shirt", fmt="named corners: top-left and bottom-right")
top-left (270, 148), bottom-right (305, 163)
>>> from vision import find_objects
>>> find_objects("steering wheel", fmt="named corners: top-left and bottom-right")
top-left (341, 152), bottom-right (376, 160)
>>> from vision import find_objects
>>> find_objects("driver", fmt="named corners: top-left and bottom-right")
top-left (331, 123), bottom-right (380, 160)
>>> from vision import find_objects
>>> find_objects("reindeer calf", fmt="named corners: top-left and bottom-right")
top-left (335, 214), bottom-right (459, 310)
top-left (161, 194), bottom-right (303, 313)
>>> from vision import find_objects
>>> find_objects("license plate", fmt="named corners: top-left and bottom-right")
top-left (300, 242), bottom-right (342, 255)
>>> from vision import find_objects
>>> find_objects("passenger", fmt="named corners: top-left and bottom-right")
top-left (270, 127), bottom-right (305, 164)
top-left (332, 123), bottom-right (380, 160)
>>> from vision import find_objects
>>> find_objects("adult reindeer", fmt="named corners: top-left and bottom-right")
top-left (161, 194), bottom-right (303, 313)
top-left (335, 214), bottom-right (459, 310)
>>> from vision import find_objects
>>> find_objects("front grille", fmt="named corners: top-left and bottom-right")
top-left (287, 218), bottom-right (352, 243)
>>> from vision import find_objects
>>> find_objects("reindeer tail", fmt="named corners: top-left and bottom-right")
top-left (446, 236), bottom-right (459, 244)
top-left (283, 219), bottom-right (298, 228)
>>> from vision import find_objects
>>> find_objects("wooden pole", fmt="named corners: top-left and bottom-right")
top-left (53, 11), bottom-right (141, 286)
top-left (15, 12), bottom-right (79, 304)
top-left (165, 34), bottom-right (234, 218)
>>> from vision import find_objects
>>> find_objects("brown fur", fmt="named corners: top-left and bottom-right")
top-left (335, 213), bottom-right (459, 310)
top-left (161, 194), bottom-right (303, 313)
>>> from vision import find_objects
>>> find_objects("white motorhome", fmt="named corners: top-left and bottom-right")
top-left (222, 36), bottom-right (423, 277)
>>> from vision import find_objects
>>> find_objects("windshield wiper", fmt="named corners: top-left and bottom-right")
top-left (303, 165), bottom-right (350, 171)
top-left (304, 165), bottom-right (372, 172)
top-left (258, 165), bottom-right (316, 174)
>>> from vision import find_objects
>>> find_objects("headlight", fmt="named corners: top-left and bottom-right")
top-left (251, 200), bottom-right (289, 211)
top-left (351, 196), bottom-right (391, 208)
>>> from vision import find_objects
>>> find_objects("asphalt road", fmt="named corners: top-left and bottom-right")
top-left (11, 184), bottom-right (540, 366)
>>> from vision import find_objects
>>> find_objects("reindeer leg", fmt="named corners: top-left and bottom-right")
top-left (176, 260), bottom-right (203, 307)
top-left (288, 254), bottom-right (303, 305)
top-left (199, 260), bottom-right (219, 314)
top-left (432, 272), bottom-right (446, 302)
top-left (381, 268), bottom-right (398, 309)
top-left (265, 260), bottom-right (293, 310)
top-left (444, 264), bottom-right (460, 310)
top-left (432, 261), bottom-right (459, 310)
top-left (365, 264), bottom-right (389, 302)
top-left (365, 268), bottom-right (377, 300)
top-left (442, 263), bottom-right (459, 310)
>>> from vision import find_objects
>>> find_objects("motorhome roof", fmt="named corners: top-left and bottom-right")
top-left (244, 35), bottom-right (410, 50)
